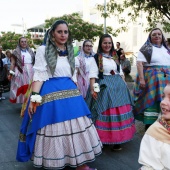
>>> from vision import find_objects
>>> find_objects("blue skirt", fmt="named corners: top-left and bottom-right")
top-left (16, 77), bottom-right (91, 162)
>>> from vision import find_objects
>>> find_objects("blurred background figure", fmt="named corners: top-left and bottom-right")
top-left (120, 53), bottom-right (133, 82)
top-left (3, 50), bottom-right (11, 72)
top-left (116, 42), bottom-right (124, 62)
top-left (0, 52), bottom-right (8, 100)
top-left (9, 37), bottom-right (35, 103)
top-left (77, 45), bottom-right (82, 55)
top-left (75, 40), bottom-right (95, 98)
top-left (0, 46), bottom-right (6, 59)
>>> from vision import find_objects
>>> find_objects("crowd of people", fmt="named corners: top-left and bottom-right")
top-left (0, 20), bottom-right (170, 169)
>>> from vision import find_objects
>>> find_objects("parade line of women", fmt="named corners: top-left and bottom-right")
top-left (10, 19), bottom-right (170, 170)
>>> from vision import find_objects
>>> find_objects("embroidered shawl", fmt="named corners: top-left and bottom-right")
top-left (94, 50), bottom-right (120, 79)
top-left (12, 45), bottom-right (35, 73)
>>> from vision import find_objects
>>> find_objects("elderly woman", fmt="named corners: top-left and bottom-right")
top-left (9, 37), bottom-right (35, 103)
top-left (75, 40), bottom-right (95, 98)
top-left (138, 83), bottom-right (170, 169)
top-left (133, 28), bottom-right (170, 130)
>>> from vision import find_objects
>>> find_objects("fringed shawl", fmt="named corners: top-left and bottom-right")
top-left (94, 50), bottom-right (120, 79)
top-left (45, 22), bottom-right (75, 76)
top-left (12, 46), bottom-right (35, 73)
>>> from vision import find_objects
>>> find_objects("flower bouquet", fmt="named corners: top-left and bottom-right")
top-left (30, 94), bottom-right (42, 112)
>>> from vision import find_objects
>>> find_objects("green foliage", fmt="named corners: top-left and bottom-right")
top-left (0, 32), bottom-right (35, 50)
top-left (97, 0), bottom-right (170, 33)
top-left (45, 13), bottom-right (113, 41)
top-left (33, 39), bottom-right (43, 46)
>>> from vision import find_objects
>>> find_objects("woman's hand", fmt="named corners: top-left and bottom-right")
top-left (7, 74), bottom-right (13, 81)
top-left (91, 90), bottom-right (97, 100)
top-left (139, 79), bottom-right (146, 89)
top-left (28, 101), bottom-right (40, 118)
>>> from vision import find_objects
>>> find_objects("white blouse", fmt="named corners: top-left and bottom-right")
top-left (33, 45), bottom-right (77, 82)
top-left (89, 57), bottom-right (124, 78)
top-left (21, 51), bottom-right (32, 64)
top-left (137, 46), bottom-right (170, 66)
top-left (75, 57), bottom-right (94, 73)
top-left (75, 57), bottom-right (98, 79)
top-left (139, 134), bottom-right (170, 170)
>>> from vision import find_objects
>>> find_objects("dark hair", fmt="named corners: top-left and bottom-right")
top-left (51, 20), bottom-right (72, 43)
top-left (42, 29), bottom-right (50, 45)
top-left (116, 42), bottom-right (120, 45)
top-left (82, 40), bottom-right (93, 47)
top-left (97, 34), bottom-right (115, 54)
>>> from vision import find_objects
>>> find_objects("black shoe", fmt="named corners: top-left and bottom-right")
top-left (112, 144), bottom-right (122, 151)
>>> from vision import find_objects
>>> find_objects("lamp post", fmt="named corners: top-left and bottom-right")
top-left (104, 0), bottom-right (106, 33)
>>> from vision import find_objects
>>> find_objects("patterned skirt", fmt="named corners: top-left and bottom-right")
top-left (9, 64), bottom-right (33, 103)
top-left (33, 116), bottom-right (102, 169)
top-left (86, 74), bottom-right (136, 144)
top-left (133, 66), bottom-right (170, 124)
top-left (16, 77), bottom-right (102, 169)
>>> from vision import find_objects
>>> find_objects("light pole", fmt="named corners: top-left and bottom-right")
top-left (104, 0), bottom-right (106, 33)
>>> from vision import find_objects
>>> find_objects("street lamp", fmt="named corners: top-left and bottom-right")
top-left (104, 0), bottom-right (106, 33)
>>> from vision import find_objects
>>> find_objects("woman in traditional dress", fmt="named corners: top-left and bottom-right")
top-left (138, 83), bottom-right (170, 169)
top-left (16, 20), bottom-right (102, 170)
top-left (9, 37), bottom-right (35, 103)
top-left (86, 34), bottom-right (135, 150)
top-left (133, 28), bottom-right (170, 131)
top-left (75, 40), bottom-right (95, 98)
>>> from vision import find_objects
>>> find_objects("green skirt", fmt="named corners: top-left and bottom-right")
top-left (135, 101), bottom-right (161, 124)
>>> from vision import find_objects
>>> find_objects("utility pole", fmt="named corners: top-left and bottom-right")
top-left (104, 0), bottom-right (106, 33)
top-left (22, 18), bottom-right (25, 36)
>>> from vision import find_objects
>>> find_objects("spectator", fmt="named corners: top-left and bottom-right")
top-left (77, 45), bottom-right (82, 55)
top-left (116, 42), bottom-right (124, 62)
top-left (0, 46), bottom-right (6, 59)
top-left (3, 50), bottom-right (11, 72)
top-left (120, 53), bottom-right (133, 82)
top-left (0, 55), bottom-right (8, 100)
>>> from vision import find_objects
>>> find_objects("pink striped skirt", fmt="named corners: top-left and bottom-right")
top-left (9, 64), bottom-right (33, 103)
top-left (95, 104), bottom-right (136, 144)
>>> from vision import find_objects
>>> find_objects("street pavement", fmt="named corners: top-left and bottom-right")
top-left (0, 66), bottom-right (144, 170)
